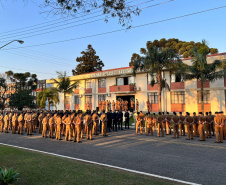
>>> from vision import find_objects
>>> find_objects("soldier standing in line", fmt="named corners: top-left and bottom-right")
top-left (179, 112), bottom-right (185, 136)
top-left (118, 110), bottom-right (123, 130)
top-left (166, 112), bottom-right (171, 135)
top-left (157, 112), bottom-right (164, 137)
top-left (112, 110), bottom-right (118, 131)
top-left (86, 112), bottom-right (93, 140)
top-left (4, 112), bottom-right (9, 133)
top-left (162, 112), bottom-right (166, 132)
top-left (26, 112), bottom-right (32, 135)
top-left (152, 113), bottom-right (157, 131)
top-left (101, 110), bottom-right (108, 136)
top-left (145, 113), bottom-right (153, 136)
top-left (103, 100), bottom-right (106, 112)
top-left (38, 111), bottom-right (44, 134)
top-left (139, 111), bottom-right (145, 131)
top-left (12, 112), bottom-right (18, 134)
top-left (0, 112), bottom-right (4, 133)
top-left (193, 112), bottom-right (199, 137)
top-left (124, 110), bottom-right (130, 129)
top-left (107, 110), bottom-right (112, 132)
top-left (79, 112), bottom-right (84, 139)
top-left (31, 112), bottom-right (37, 133)
top-left (125, 100), bottom-right (128, 111)
top-left (121, 99), bottom-right (125, 111)
top-left (112, 100), bottom-right (115, 112)
top-left (70, 112), bottom-right (76, 136)
top-left (62, 113), bottom-right (67, 136)
top-left (107, 100), bottom-right (110, 111)
top-left (136, 112), bottom-right (143, 134)
top-left (42, 114), bottom-right (48, 138)
top-left (214, 112), bottom-right (223, 143)
top-left (131, 99), bottom-right (135, 112)
top-left (55, 113), bottom-right (62, 140)
top-left (136, 99), bottom-right (139, 112)
top-left (92, 111), bottom-right (99, 135)
top-left (198, 112), bottom-right (206, 141)
top-left (185, 112), bottom-right (194, 140)
top-left (172, 112), bottom-right (179, 138)
top-left (18, 112), bottom-right (24, 135)
top-left (24, 111), bottom-right (28, 132)
top-left (99, 100), bottom-right (102, 112)
top-left (64, 114), bottom-right (72, 141)
top-left (209, 111), bottom-right (215, 136)
top-left (8, 111), bottom-right (13, 130)
top-left (205, 112), bottom-right (212, 138)
top-left (48, 114), bottom-right (55, 139)
top-left (73, 113), bottom-right (81, 143)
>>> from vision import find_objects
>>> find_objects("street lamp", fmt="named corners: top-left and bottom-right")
top-left (0, 40), bottom-right (24, 49)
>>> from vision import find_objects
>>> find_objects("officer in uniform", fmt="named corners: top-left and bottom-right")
top-left (107, 110), bottom-right (112, 132)
top-left (172, 112), bottom-right (179, 138)
top-left (86, 112), bottom-right (93, 140)
top-left (92, 111), bottom-right (99, 135)
top-left (0, 112), bottom-right (3, 133)
top-left (4, 112), bottom-right (9, 133)
top-left (55, 113), bottom-right (62, 140)
top-left (185, 112), bottom-right (194, 140)
top-left (112, 100), bottom-right (115, 112)
top-left (145, 112), bottom-right (153, 136)
top-left (18, 112), bottom-right (24, 135)
top-left (48, 114), bottom-right (55, 139)
top-left (26, 112), bottom-right (32, 135)
top-left (42, 114), bottom-right (48, 138)
top-left (157, 112), bottom-right (164, 137)
top-left (146, 100), bottom-right (150, 112)
top-left (214, 112), bottom-right (223, 143)
top-left (166, 112), bottom-right (171, 135)
top-left (64, 114), bottom-right (72, 141)
top-left (131, 99), bottom-right (135, 112)
top-left (209, 111), bottom-right (215, 136)
top-left (73, 113), bottom-right (81, 143)
top-left (38, 111), bottom-right (44, 134)
top-left (124, 110), bottom-right (130, 129)
top-left (125, 100), bottom-right (128, 111)
top-left (193, 112), bottom-right (199, 137)
top-left (139, 111), bottom-right (145, 131)
top-left (136, 99), bottom-right (139, 112)
top-left (136, 112), bottom-right (143, 134)
top-left (205, 112), bottom-right (212, 138)
top-left (112, 110), bottom-right (118, 131)
top-left (118, 110), bottom-right (123, 130)
top-left (12, 112), bottom-right (18, 134)
top-left (101, 110), bottom-right (108, 136)
top-left (103, 100), bottom-right (106, 112)
top-left (107, 100), bottom-right (110, 111)
top-left (152, 113), bottom-right (157, 131)
top-left (198, 112), bottom-right (206, 141)
top-left (179, 112), bottom-right (185, 136)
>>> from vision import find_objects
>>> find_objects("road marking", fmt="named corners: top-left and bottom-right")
top-left (0, 142), bottom-right (200, 185)
top-left (95, 139), bottom-right (123, 146)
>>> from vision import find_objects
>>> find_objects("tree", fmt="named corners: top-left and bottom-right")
top-left (42, 0), bottom-right (140, 28)
top-left (129, 53), bottom-right (140, 67)
top-left (5, 71), bottom-right (38, 110)
top-left (52, 71), bottom-right (78, 110)
top-left (133, 46), bottom-right (181, 112)
top-left (72, 44), bottom-right (104, 75)
top-left (37, 88), bottom-right (60, 110)
top-left (178, 40), bottom-right (226, 113)
top-left (0, 77), bottom-right (8, 110)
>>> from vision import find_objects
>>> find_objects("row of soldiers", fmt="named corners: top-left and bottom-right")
top-left (0, 109), bottom-right (131, 143)
top-left (136, 111), bottom-right (225, 143)
top-left (97, 99), bottom-right (139, 112)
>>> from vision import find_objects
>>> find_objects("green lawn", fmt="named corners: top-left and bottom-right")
top-left (0, 145), bottom-right (181, 185)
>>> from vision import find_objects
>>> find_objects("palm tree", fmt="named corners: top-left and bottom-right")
top-left (179, 40), bottom-right (226, 113)
top-left (52, 71), bottom-right (78, 110)
top-left (133, 46), bottom-right (181, 112)
top-left (37, 88), bottom-right (60, 110)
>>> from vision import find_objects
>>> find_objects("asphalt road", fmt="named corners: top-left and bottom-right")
top-left (0, 128), bottom-right (226, 185)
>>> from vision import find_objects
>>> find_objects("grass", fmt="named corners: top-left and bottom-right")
top-left (0, 145), bottom-right (181, 185)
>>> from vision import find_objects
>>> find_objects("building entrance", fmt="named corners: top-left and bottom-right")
top-left (116, 95), bottom-right (135, 111)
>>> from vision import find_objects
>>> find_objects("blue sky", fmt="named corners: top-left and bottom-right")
top-left (0, 0), bottom-right (225, 80)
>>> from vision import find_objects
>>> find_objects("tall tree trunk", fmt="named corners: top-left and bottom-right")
top-left (201, 81), bottom-right (204, 113)
top-left (158, 72), bottom-right (162, 112)
top-left (47, 98), bottom-right (50, 111)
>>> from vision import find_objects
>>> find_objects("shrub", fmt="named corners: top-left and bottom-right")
top-left (0, 167), bottom-right (19, 185)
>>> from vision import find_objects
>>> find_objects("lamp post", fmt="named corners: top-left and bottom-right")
top-left (0, 40), bottom-right (24, 49)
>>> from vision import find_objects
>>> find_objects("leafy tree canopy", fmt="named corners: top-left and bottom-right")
top-left (72, 44), bottom-right (104, 75)
top-left (129, 38), bottom-right (219, 66)
top-left (42, 0), bottom-right (140, 28)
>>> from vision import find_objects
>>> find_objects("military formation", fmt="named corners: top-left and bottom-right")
top-left (0, 98), bottom-right (225, 144)
top-left (136, 111), bottom-right (225, 143)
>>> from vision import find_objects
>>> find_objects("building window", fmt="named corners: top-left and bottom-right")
top-left (171, 73), bottom-right (182, 83)
top-left (74, 96), bottom-right (79, 104)
top-left (171, 91), bottom-right (185, 104)
top-left (197, 90), bottom-right (210, 104)
top-left (148, 92), bottom-right (159, 104)
top-left (98, 78), bottom-right (106, 88)
top-left (116, 77), bottom-right (124, 86)
top-left (128, 76), bottom-right (135, 85)
top-left (98, 95), bottom-right (106, 101)
top-left (85, 95), bottom-right (92, 104)
top-left (147, 74), bottom-right (157, 84)
top-left (86, 80), bottom-right (92, 89)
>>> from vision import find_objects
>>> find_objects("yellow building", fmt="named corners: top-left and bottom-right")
top-left (47, 52), bottom-right (226, 113)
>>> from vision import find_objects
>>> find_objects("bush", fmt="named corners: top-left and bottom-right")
top-left (0, 167), bottom-right (19, 185)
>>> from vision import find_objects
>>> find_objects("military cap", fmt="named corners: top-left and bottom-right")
top-left (179, 112), bottom-right (182, 114)
top-left (193, 112), bottom-right (196, 114)
top-left (215, 112), bottom-right (218, 114)
top-left (209, 111), bottom-right (212, 114)
top-left (166, 112), bottom-right (169, 114)
top-left (205, 112), bottom-right (208, 115)
top-left (199, 112), bottom-right (202, 114)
